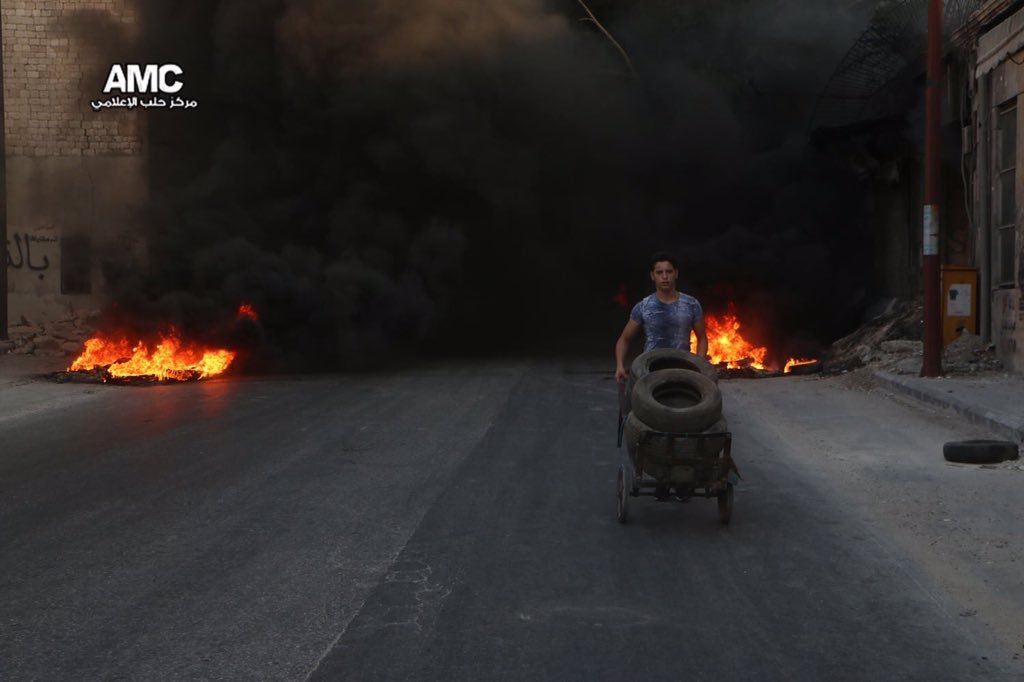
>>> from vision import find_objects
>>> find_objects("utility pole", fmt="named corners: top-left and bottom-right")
top-left (0, 1), bottom-right (8, 344)
top-left (921, 0), bottom-right (943, 377)
top-left (0, 0), bottom-right (7, 343)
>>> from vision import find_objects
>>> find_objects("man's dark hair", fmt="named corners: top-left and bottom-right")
top-left (650, 251), bottom-right (678, 271)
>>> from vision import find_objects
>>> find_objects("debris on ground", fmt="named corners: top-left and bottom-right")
top-left (821, 298), bottom-right (1002, 376)
top-left (3, 311), bottom-right (99, 358)
top-left (942, 331), bottom-right (1002, 373)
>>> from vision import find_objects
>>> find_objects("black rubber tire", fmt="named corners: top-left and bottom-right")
top-left (631, 369), bottom-right (722, 433)
top-left (942, 440), bottom-right (1019, 464)
top-left (626, 349), bottom-right (718, 415)
top-left (718, 483), bottom-right (734, 525)
top-left (630, 348), bottom-right (718, 385)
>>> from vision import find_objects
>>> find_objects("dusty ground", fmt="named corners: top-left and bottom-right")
top-left (2, 356), bottom-right (1022, 679)
top-left (728, 372), bottom-right (1024, 664)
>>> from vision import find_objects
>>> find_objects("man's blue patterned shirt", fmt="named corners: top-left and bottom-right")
top-left (629, 292), bottom-right (703, 353)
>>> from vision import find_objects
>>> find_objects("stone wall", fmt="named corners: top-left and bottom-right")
top-left (3, 0), bottom-right (147, 327)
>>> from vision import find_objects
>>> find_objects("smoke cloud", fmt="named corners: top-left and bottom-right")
top-left (97, 0), bottom-right (878, 370)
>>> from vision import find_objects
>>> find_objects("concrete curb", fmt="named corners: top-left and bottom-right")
top-left (873, 371), bottom-right (1024, 444)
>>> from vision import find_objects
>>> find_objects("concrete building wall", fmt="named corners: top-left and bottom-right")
top-left (974, 3), bottom-right (1024, 372)
top-left (3, 0), bottom-right (146, 325)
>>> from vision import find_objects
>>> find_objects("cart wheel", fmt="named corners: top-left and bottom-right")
top-left (616, 464), bottom-right (629, 524)
top-left (717, 483), bottom-right (734, 525)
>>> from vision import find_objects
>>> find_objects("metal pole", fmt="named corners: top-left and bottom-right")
top-left (0, 0), bottom-right (7, 342)
top-left (921, 0), bottom-right (943, 376)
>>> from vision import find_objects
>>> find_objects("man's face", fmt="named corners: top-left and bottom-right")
top-left (650, 261), bottom-right (678, 291)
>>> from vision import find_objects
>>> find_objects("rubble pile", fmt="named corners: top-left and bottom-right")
top-left (3, 310), bottom-right (99, 357)
top-left (821, 299), bottom-right (1002, 376)
top-left (822, 300), bottom-right (922, 374)
top-left (942, 331), bottom-right (1002, 373)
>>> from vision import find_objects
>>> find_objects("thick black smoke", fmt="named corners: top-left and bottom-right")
top-left (96, 0), bottom-right (877, 370)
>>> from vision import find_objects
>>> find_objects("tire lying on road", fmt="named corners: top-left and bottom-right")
top-left (631, 368), bottom-right (722, 433)
top-left (942, 440), bottom-right (1020, 464)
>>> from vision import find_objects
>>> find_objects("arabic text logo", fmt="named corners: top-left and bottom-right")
top-left (104, 64), bottom-right (182, 94)
top-left (92, 63), bottom-right (198, 112)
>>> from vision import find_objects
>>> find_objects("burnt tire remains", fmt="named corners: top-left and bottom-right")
top-left (942, 440), bottom-right (1020, 465)
top-left (631, 368), bottom-right (722, 433)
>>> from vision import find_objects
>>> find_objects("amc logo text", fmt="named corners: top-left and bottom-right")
top-left (103, 64), bottom-right (184, 94)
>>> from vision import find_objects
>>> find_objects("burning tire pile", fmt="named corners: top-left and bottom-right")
top-left (693, 310), bottom-right (820, 378)
top-left (45, 304), bottom-right (257, 385)
top-left (53, 332), bottom-right (237, 385)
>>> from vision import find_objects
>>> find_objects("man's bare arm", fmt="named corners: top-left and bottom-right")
top-left (693, 318), bottom-right (709, 358)
top-left (615, 319), bottom-right (641, 383)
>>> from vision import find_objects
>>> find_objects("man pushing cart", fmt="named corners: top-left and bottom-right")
top-left (613, 252), bottom-right (738, 524)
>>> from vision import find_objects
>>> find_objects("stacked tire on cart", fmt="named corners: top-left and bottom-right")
top-left (617, 349), bottom-right (734, 525)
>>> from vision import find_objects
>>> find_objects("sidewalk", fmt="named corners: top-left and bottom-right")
top-left (873, 370), bottom-right (1024, 444)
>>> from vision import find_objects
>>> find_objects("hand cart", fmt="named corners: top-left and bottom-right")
top-left (616, 382), bottom-right (737, 524)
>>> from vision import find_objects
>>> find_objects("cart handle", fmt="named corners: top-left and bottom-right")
top-left (616, 381), bottom-right (626, 448)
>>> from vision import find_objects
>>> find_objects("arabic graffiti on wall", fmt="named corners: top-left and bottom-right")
top-left (5, 232), bottom-right (57, 271)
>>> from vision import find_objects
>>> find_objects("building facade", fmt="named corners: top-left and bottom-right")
top-left (960, 0), bottom-right (1024, 371)
top-left (2, 0), bottom-right (146, 327)
top-left (811, 1), bottom-right (1024, 374)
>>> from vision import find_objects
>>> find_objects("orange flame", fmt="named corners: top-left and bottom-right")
top-left (69, 331), bottom-right (235, 381)
top-left (237, 303), bottom-right (259, 321)
top-left (784, 358), bottom-right (818, 373)
top-left (692, 313), bottom-right (768, 369)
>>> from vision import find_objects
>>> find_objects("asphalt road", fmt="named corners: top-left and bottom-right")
top-left (1, 359), bottom-right (1021, 681)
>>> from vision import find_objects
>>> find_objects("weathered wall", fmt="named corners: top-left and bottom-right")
top-left (991, 287), bottom-right (1020, 368)
top-left (3, 0), bottom-right (146, 327)
top-left (972, 2), bottom-right (1024, 373)
top-left (987, 56), bottom-right (1024, 371)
